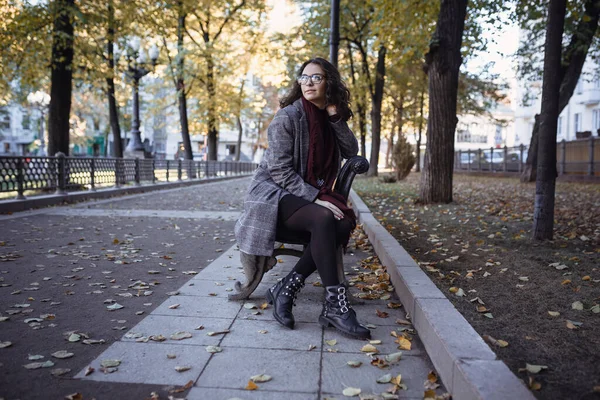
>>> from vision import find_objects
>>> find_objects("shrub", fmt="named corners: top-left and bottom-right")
top-left (392, 134), bottom-right (415, 180)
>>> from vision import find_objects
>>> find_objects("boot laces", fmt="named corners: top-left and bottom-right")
top-left (283, 275), bottom-right (305, 305)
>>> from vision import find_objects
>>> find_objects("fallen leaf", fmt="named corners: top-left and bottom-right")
top-left (361, 344), bottom-right (378, 353)
top-left (342, 387), bottom-right (361, 397)
top-left (258, 330), bottom-right (268, 334)
top-left (175, 366), bottom-right (191, 372)
top-left (376, 309), bottom-right (389, 318)
top-left (169, 380), bottom-right (194, 394)
top-left (308, 344), bottom-right (317, 351)
top-left (243, 303), bottom-right (258, 309)
top-left (385, 351), bottom-right (402, 363)
top-left (100, 359), bottom-right (121, 368)
top-left (396, 337), bottom-right (412, 350)
top-left (250, 374), bottom-right (272, 383)
top-left (528, 376), bottom-right (542, 390)
top-left (24, 360), bottom-right (54, 369)
top-left (325, 339), bottom-right (337, 346)
top-left (245, 380), bottom-right (258, 390)
top-left (106, 303), bottom-right (123, 311)
top-left (0, 341), bottom-right (12, 348)
top-left (387, 302), bottom-right (402, 309)
top-left (51, 350), bottom-right (74, 359)
top-left (206, 346), bottom-right (222, 353)
top-left (50, 368), bottom-right (71, 376)
top-left (523, 363), bottom-right (548, 374)
top-left (347, 360), bottom-right (362, 368)
top-left (376, 373), bottom-right (392, 384)
top-left (171, 331), bottom-right (192, 340)
top-left (84, 366), bottom-right (94, 376)
top-left (572, 301), bottom-right (584, 310)
top-left (65, 393), bottom-right (83, 400)
top-left (566, 320), bottom-right (583, 329)
top-left (591, 304), bottom-right (600, 313)
top-left (369, 340), bottom-right (382, 345)
top-left (168, 304), bottom-right (180, 309)
top-left (548, 311), bottom-right (560, 317)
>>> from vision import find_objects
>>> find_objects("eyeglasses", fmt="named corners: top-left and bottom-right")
top-left (297, 74), bottom-right (325, 85)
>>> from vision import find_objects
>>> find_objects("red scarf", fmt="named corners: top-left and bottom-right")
top-left (302, 97), bottom-right (357, 232)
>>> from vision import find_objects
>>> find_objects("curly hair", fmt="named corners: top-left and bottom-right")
top-left (279, 57), bottom-right (353, 121)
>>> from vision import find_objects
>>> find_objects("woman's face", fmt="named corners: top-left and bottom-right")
top-left (300, 63), bottom-right (326, 108)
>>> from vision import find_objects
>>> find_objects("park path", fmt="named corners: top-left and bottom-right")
top-left (0, 177), bottom-right (445, 399)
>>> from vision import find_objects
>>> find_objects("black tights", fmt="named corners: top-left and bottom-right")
top-left (278, 200), bottom-right (353, 287)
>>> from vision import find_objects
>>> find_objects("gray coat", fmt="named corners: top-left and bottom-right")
top-left (234, 98), bottom-right (359, 256)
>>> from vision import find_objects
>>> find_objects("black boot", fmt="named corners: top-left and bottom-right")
top-left (266, 271), bottom-right (305, 329)
top-left (319, 284), bottom-right (371, 340)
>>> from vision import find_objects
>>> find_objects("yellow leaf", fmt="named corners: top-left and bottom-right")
top-left (361, 344), bottom-right (378, 353)
top-left (424, 389), bottom-right (436, 399)
top-left (449, 287), bottom-right (458, 293)
top-left (245, 380), bottom-right (258, 390)
top-left (561, 279), bottom-right (571, 285)
top-left (396, 337), bottom-right (412, 350)
top-left (260, 302), bottom-right (269, 310)
top-left (427, 371), bottom-right (438, 383)
top-left (113, 238), bottom-right (119, 245)
top-left (582, 275), bottom-right (591, 281)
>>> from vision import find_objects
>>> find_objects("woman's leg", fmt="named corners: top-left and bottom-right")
top-left (280, 203), bottom-right (352, 286)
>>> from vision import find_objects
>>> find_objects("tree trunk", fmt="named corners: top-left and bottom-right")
top-left (386, 122), bottom-right (395, 169)
top-left (416, 87), bottom-right (425, 172)
top-left (47, 0), bottom-right (74, 156)
top-left (367, 46), bottom-right (386, 177)
top-left (533, 0), bottom-right (566, 240)
top-left (347, 42), bottom-right (367, 158)
top-left (206, 45), bottom-right (218, 161)
top-left (106, 0), bottom-right (122, 158)
top-left (419, 0), bottom-right (468, 203)
top-left (235, 116), bottom-right (243, 161)
top-left (396, 92), bottom-right (404, 143)
top-left (177, 4), bottom-right (193, 161)
top-left (521, 0), bottom-right (600, 182)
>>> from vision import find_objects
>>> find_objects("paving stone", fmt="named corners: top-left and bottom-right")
top-left (152, 295), bottom-right (242, 318)
top-left (322, 323), bottom-right (425, 356)
top-left (413, 298), bottom-right (497, 393)
top-left (75, 341), bottom-right (210, 385)
top-left (187, 387), bottom-right (318, 400)
top-left (321, 352), bottom-right (440, 399)
top-left (237, 298), bottom-right (323, 324)
top-left (220, 319), bottom-right (322, 351)
top-left (122, 315), bottom-right (233, 346)
top-left (353, 303), bottom-right (411, 328)
top-left (178, 279), bottom-right (239, 297)
top-left (195, 347), bottom-right (320, 393)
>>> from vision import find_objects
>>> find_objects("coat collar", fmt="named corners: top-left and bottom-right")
top-left (292, 97), bottom-right (305, 119)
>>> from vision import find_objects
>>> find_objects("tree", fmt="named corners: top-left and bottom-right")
top-left (368, 45), bottom-right (386, 177)
top-left (518, 0), bottom-right (600, 182)
top-left (419, 0), bottom-right (468, 204)
top-left (106, 0), bottom-right (123, 157)
top-left (47, 0), bottom-right (75, 156)
top-left (533, 0), bottom-right (567, 240)
top-left (184, 1), bottom-right (266, 161)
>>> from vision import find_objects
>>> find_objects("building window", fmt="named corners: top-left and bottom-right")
top-left (456, 130), bottom-right (470, 143)
top-left (576, 79), bottom-right (583, 94)
top-left (0, 108), bottom-right (10, 130)
top-left (226, 144), bottom-right (236, 155)
top-left (494, 124), bottom-right (503, 145)
top-left (593, 109), bottom-right (600, 132)
top-left (557, 116), bottom-right (563, 139)
top-left (22, 113), bottom-right (31, 130)
top-left (574, 113), bottom-right (582, 133)
top-left (3, 143), bottom-right (10, 153)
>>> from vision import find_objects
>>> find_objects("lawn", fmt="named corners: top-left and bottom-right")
top-left (353, 172), bottom-right (600, 400)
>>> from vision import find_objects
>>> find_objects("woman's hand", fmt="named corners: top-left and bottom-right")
top-left (315, 199), bottom-right (344, 220)
top-left (325, 104), bottom-right (337, 116)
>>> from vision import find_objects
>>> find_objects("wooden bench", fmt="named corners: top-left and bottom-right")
top-left (228, 155), bottom-right (370, 300)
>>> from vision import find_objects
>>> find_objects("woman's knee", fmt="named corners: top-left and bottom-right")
top-left (335, 218), bottom-right (353, 243)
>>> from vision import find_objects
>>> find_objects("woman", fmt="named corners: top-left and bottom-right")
top-left (234, 57), bottom-right (370, 340)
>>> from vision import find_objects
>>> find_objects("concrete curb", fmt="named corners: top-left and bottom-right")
top-left (349, 189), bottom-right (535, 400)
top-left (0, 175), bottom-right (251, 214)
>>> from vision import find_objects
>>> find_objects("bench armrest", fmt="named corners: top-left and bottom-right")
top-left (333, 156), bottom-right (369, 201)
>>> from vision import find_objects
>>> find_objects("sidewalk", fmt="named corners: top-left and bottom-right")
top-left (0, 177), bottom-right (444, 400)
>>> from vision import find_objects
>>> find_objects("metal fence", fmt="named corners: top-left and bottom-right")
top-left (0, 153), bottom-right (258, 200)
top-left (454, 137), bottom-right (600, 176)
